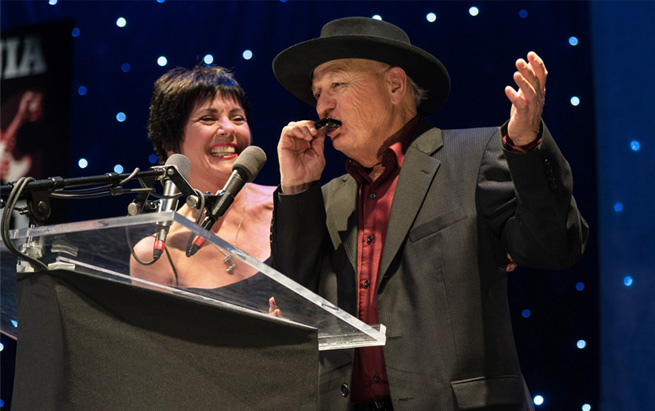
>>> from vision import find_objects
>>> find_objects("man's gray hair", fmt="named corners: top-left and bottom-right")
top-left (407, 75), bottom-right (428, 108)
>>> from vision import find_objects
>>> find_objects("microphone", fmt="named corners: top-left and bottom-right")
top-left (187, 146), bottom-right (266, 257)
top-left (153, 154), bottom-right (191, 260)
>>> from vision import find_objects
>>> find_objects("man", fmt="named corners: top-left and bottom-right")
top-left (270, 17), bottom-right (588, 411)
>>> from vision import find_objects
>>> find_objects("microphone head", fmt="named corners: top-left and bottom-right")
top-left (233, 146), bottom-right (267, 182)
top-left (166, 153), bottom-right (191, 180)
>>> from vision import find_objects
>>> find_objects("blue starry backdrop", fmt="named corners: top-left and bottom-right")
top-left (1, 1), bottom-right (654, 410)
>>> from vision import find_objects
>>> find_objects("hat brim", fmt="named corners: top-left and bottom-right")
top-left (273, 35), bottom-right (450, 115)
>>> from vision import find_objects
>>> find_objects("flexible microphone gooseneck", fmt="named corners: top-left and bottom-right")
top-left (186, 146), bottom-right (266, 257)
top-left (153, 154), bottom-right (191, 260)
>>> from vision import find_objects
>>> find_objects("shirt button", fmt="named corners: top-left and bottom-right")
top-left (363, 280), bottom-right (370, 289)
top-left (366, 235), bottom-right (374, 244)
top-left (369, 193), bottom-right (377, 199)
top-left (373, 375), bottom-right (380, 382)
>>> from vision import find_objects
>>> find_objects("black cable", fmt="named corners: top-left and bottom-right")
top-left (1, 177), bottom-right (48, 272)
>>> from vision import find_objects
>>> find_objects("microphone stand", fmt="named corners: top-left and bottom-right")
top-left (0, 167), bottom-right (187, 271)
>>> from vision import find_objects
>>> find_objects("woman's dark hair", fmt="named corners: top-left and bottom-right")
top-left (147, 65), bottom-right (251, 163)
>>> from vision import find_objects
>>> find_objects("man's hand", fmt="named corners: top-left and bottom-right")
top-left (278, 120), bottom-right (327, 194)
top-left (504, 51), bottom-right (548, 146)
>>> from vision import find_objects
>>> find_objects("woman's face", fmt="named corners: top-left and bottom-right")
top-left (175, 94), bottom-right (251, 191)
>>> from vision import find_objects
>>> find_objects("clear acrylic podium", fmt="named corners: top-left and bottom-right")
top-left (3, 211), bottom-right (386, 410)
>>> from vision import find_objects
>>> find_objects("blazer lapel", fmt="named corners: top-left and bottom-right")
top-left (325, 174), bottom-right (359, 272)
top-left (379, 122), bottom-right (443, 279)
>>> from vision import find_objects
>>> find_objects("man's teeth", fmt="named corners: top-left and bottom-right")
top-left (210, 146), bottom-right (236, 156)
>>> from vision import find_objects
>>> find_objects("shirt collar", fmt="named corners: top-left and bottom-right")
top-left (346, 115), bottom-right (420, 184)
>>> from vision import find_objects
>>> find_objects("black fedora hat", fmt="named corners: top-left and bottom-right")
top-left (272, 16), bottom-right (450, 115)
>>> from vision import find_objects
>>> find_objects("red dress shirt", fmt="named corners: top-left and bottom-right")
top-left (345, 116), bottom-right (419, 404)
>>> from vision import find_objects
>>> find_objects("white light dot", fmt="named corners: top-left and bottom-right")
top-left (469, 7), bottom-right (479, 17)
top-left (48, 0), bottom-right (57, 5)
top-left (0, 342), bottom-right (4, 351)
top-left (12, 320), bottom-right (18, 327)
top-left (577, 339), bottom-right (587, 349)
top-left (203, 54), bottom-right (214, 64)
top-left (116, 17), bottom-right (127, 28)
top-left (116, 112), bottom-right (126, 122)
top-left (624, 276), bottom-right (633, 287)
top-left (242, 50), bottom-right (253, 60)
top-left (582, 404), bottom-right (591, 411)
top-left (534, 395), bottom-right (544, 406)
top-left (630, 140), bottom-right (640, 151)
top-left (78, 158), bottom-right (89, 169)
top-left (157, 56), bottom-right (168, 67)
top-left (426, 13), bottom-right (437, 23)
top-left (570, 96), bottom-right (580, 106)
top-left (372, 15), bottom-right (382, 21)
top-left (114, 164), bottom-right (124, 174)
top-left (569, 36), bottom-right (579, 46)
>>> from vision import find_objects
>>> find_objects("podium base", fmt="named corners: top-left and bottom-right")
top-left (13, 269), bottom-right (318, 410)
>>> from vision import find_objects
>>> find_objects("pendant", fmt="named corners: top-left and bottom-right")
top-left (223, 255), bottom-right (236, 274)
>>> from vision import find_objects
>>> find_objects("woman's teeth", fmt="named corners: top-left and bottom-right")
top-left (209, 146), bottom-right (236, 157)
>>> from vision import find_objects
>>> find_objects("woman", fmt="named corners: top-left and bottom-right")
top-left (130, 65), bottom-right (276, 295)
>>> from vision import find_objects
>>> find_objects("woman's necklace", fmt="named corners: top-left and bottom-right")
top-left (219, 183), bottom-right (247, 274)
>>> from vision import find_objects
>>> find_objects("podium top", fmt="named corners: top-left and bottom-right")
top-left (3, 212), bottom-right (385, 350)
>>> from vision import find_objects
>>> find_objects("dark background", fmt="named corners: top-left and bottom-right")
top-left (2, 1), bottom-right (654, 410)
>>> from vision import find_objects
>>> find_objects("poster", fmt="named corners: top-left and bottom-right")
top-left (1, 20), bottom-right (73, 184)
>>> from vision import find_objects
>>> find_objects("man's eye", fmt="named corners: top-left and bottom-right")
top-left (331, 82), bottom-right (342, 89)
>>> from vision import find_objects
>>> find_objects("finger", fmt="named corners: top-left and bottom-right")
top-left (311, 133), bottom-right (326, 155)
top-left (504, 85), bottom-right (520, 104)
top-left (512, 72), bottom-right (537, 106)
top-left (268, 297), bottom-right (278, 312)
top-left (284, 121), bottom-right (318, 142)
top-left (514, 59), bottom-right (540, 97)
top-left (282, 125), bottom-right (311, 142)
top-left (527, 51), bottom-right (548, 90)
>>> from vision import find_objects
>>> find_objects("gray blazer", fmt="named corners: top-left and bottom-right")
top-left (271, 117), bottom-right (588, 411)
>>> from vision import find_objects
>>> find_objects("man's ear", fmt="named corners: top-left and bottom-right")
top-left (386, 67), bottom-right (408, 105)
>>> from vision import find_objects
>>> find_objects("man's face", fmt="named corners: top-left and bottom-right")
top-left (312, 59), bottom-right (395, 165)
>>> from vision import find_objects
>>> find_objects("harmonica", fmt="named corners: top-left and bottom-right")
top-left (314, 118), bottom-right (342, 133)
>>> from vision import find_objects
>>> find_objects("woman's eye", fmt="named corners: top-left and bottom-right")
top-left (232, 116), bottom-right (246, 123)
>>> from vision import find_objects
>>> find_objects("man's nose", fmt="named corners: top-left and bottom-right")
top-left (316, 93), bottom-right (335, 118)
